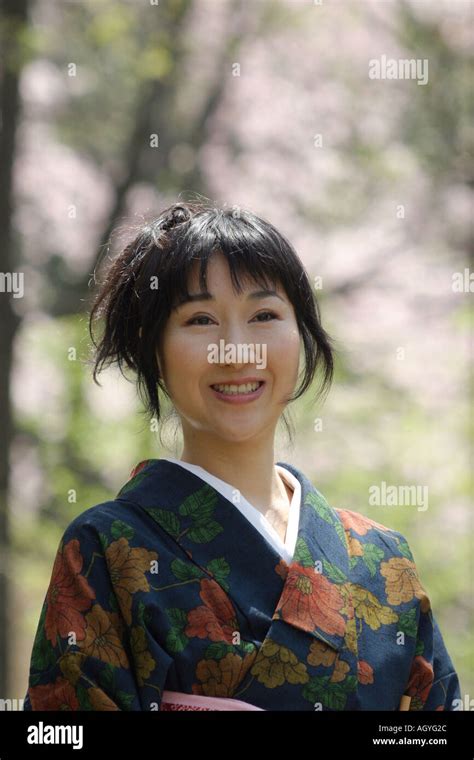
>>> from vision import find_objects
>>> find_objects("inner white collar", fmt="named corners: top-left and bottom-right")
top-left (159, 457), bottom-right (301, 562)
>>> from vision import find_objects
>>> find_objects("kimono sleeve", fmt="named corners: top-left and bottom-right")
top-left (402, 549), bottom-right (462, 711)
top-left (23, 513), bottom-right (172, 711)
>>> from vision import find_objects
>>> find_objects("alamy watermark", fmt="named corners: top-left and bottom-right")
top-left (369, 55), bottom-right (429, 86)
top-left (369, 481), bottom-right (429, 512)
top-left (207, 340), bottom-right (267, 369)
top-left (0, 697), bottom-right (24, 710)
top-left (0, 271), bottom-right (24, 298)
top-left (27, 721), bottom-right (83, 750)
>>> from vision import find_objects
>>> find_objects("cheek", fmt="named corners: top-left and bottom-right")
top-left (269, 328), bottom-right (300, 376)
top-left (160, 329), bottom-right (210, 391)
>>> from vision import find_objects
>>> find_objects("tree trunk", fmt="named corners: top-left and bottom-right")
top-left (0, 0), bottom-right (28, 698)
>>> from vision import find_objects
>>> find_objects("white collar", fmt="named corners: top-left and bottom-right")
top-left (159, 457), bottom-right (301, 562)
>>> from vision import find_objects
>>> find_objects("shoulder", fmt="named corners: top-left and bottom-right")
top-left (61, 500), bottom-right (122, 545)
top-left (59, 459), bottom-right (164, 542)
top-left (57, 493), bottom-right (156, 562)
top-left (57, 488), bottom-right (176, 563)
top-left (304, 482), bottom-right (411, 559)
top-left (335, 507), bottom-right (412, 557)
top-left (334, 506), bottom-right (430, 611)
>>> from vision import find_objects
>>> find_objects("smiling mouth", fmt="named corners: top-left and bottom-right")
top-left (210, 381), bottom-right (265, 396)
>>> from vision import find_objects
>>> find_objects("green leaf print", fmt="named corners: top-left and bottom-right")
top-left (171, 558), bottom-right (203, 581)
top-left (98, 663), bottom-right (115, 692)
top-left (305, 491), bottom-right (336, 525)
top-left (415, 638), bottom-right (425, 656)
top-left (167, 608), bottom-right (188, 628)
top-left (322, 559), bottom-right (347, 583)
top-left (187, 519), bottom-right (223, 544)
top-left (179, 485), bottom-right (218, 520)
top-left (206, 557), bottom-right (230, 590)
top-left (111, 520), bottom-right (135, 541)
top-left (116, 690), bottom-right (135, 710)
top-left (204, 639), bottom-right (256, 660)
top-left (204, 642), bottom-right (233, 660)
top-left (146, 487), bottom-right (223, 545)
top-left (136, 600), bottom-right (146, 626)
top-left (303, 674), bottom-right (357, 710)
top-left (31, 605), bottom-right (56, 671)
top-left (349, 556), bottom-right (359, 570)
top-left (166, 628), bottom-right (189, 654)
top-left (398, 608), bottom-right (418, 638)
top-left (117, 470), bottom-right (150, 496)
top-left (146, 508), bottom-right (180, 539)
top-left (361, 543), bottom-right (385, 577)
top-left (293, 537), bottom-right (314, 567)
top-left (166, 608), bottom-right (189, 653)
top-left (334, 520), bottom-right (348, 547)
top-left (76, 683), bottom-right (93, 710)
top-left (397, 540), bottom-right (414, 560)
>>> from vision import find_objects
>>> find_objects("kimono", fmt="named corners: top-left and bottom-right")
top-left (23, 458), bottom-right (461, 711)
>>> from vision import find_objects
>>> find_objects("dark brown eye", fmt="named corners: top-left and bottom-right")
top-left (253, 311), bottom-right (277, 322)
top-left (186, 315), bottom-right (213, 326)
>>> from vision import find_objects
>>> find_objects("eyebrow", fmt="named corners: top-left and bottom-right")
top-left (175, 289), bottom-right (286, 307)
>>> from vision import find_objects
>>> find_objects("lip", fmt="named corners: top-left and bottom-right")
top-left (209, 380), bottom-right (266, 405)
top-left (209, 377), bottom-right (264, 385)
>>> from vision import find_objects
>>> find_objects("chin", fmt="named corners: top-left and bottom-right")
top-left (212, 425), bottom-right (264, 444)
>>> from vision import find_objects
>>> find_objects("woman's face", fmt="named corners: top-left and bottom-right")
top-left (157, 252), bottom-right (301, 444)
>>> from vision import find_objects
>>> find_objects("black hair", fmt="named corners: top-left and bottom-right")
top-left (89, 200), bottom-right (335, 440)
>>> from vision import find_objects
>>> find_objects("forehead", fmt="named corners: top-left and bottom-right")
top-left (185, 251), bottom-right (280, 294)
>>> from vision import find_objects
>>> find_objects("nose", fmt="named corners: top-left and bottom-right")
top-left (215, 320), bottom-right (254, 368)
top-left (217, 320), bottom-right (252, 351)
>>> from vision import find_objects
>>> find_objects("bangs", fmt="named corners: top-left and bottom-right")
top-left (149, 208), bottom-right (296, 315)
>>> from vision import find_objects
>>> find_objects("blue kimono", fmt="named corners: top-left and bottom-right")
top-left (23, 459), bottom-right (461, 711)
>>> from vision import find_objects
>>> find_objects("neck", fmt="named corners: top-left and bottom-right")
top-left (178, 429), bottom-right (289, 516)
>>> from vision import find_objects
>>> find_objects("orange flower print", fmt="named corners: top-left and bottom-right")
top-left (309, 644), bottom-right (354, 688)
top-left (307, 639), bottom-right (337, 668)
top-left (192, 651), bottom-right (256, 697)
top-left (345, 531), bottom-right (364, 557)
top-left (275, 558), bottom-right (289, 580)
top-left (130, 626), bottom-right (156, 686)
top-left (88, 688), bottom-right (120, 711)
top-left (59, 652), bottom-right (85, 685)
top-left (275, 564), bottom-right (346, 637)
top-left (380, 557), bottom-right (431, 611)
top-left (344, 614), bottom-right (359, 655)
top-left (79, 604), bottom-right (129, 668)
top-left (45, 539), bottom-right (95, 645)
top-left (350, 583), bottom-right (398, 631)
top-left (105, 538), bottom-right (158, 625)
top-left (406, 655), bottom-right (434, 705)
top-left (28, 676), bottom-right (80, 711)
top-left (357, 660), bottom-right (374, 685)
top-left (331, 658), bottom-right (350, 683)
top-left (251, 639), bottom-right (308, 688)
top-left (186, 579), bottom-right (239, 643)
top-left (336, 509), bottom-right (392, 537)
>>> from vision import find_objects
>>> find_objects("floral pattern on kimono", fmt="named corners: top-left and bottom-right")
top-left (23, 459), bottom-right (461, 711)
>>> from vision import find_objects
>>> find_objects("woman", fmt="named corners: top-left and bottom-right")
top-left (24, 202), bottom-right (460, 711)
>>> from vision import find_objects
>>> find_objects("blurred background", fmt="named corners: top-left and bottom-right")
top-left (0, 0), bottom-right (472, 705)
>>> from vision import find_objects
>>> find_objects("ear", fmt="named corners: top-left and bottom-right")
top-left (139, 326), bottom-right (143, 338)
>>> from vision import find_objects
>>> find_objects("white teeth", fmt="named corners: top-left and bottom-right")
top-left (212, 381), bottom-right (262, 395)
